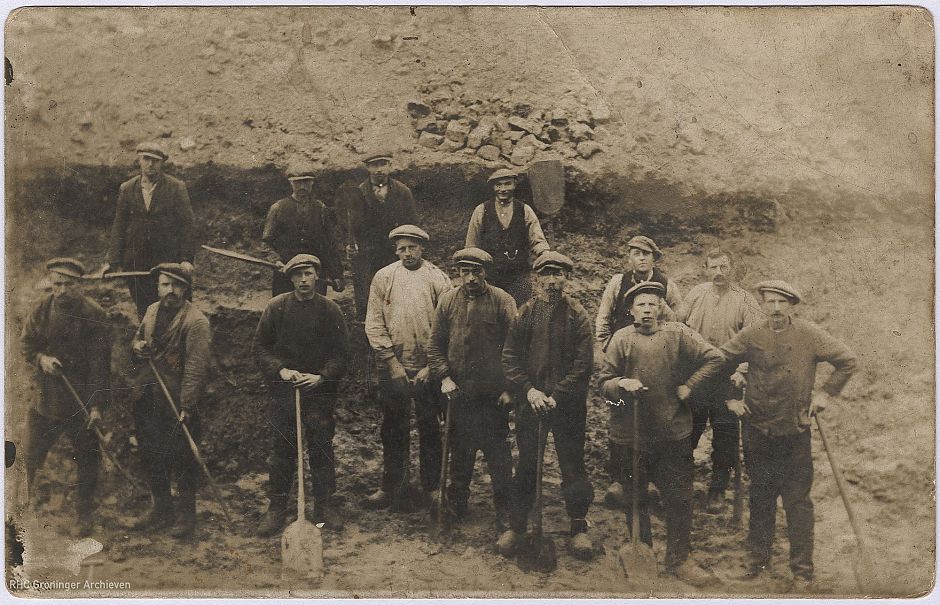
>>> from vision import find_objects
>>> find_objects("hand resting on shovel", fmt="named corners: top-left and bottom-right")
top-left (279, 368), bottom-right (324, 392)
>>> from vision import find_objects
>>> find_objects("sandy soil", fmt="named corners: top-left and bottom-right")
top-left (4, 6), bottom-right (935, 599)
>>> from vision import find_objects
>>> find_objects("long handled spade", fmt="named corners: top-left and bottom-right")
top-left (281, 387), bottom-right (324, 582)
top-left (391, 391), bottom-right (425, 513)
top-left (517, 415), bottom-right (557, 573)
top-left (147, 359), bottom-right (233, 524)
top-left (730, 386), bottom-right (747, 530)
top-left (59, 373), bottom-right (145, 492)
top-left (429, 392), bottom-right (453, 541)
top-left (619, 391), bottom-right (658, 579)
top-left (815, 413), bottom-right (891, 595)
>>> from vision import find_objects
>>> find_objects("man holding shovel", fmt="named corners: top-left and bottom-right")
top-left (129, 263), bottom-right (211, 539)
top-left (428, 248), bottom-right (517, 536)
top-left (598, 281), bottom-right (722, 585)
top-left (499, 251), bottom-right (595, 560)
top-left (21, 258), bottom-right (112, 537)
top-left (254, 254), bottom-right (350, 537)
top-left (718, 280), bottom-right (858, 591)
top-left (262, 161), bottom-right (345, 297)
top-left (363, 225), bottom-right (452, 510)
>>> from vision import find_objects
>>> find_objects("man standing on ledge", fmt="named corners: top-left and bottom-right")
top-left (345, 150), bottom-right (418, 321)
top-left (262, 161), bottom-right (344, 297)
top-left (105, 141), bottom-right (196, 318)
top-left (719, 280), bottom-right (858, 592)
top-left (465, 168), bottom-right (550, 306)
top-left (254, 254), bottom-right (350, 537)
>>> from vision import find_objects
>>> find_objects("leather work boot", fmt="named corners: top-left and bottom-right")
top-left (132, 500), bottom-right (175, 532)
top-left (75, 512), bottom-right (94, 538)
top-left (604, 482), bottom-right (625, 509)
top-left (670, 559), bottom-right (716, 587)
top-left (362, 488), bottom-right (392, 510)
top-left (170, 513), bottom-right (197, 540)
top-left (315, 503), bottom-right (344, 531)
top-left (705, 489), bottom-right (726, 514)
top-left (790, 575), bottom-right (814, 594)
top-left (256, 502), bottom-right (288, 538)
top-left (569, 532), bottom-right (594, 560)
top-left (496, 529), bottom-right (521, 557)
top-left (495, 509), bottom-right (511, 535)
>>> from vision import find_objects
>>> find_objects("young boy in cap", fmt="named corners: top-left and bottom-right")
top-left (344, 150), bottom-right (418, 321)
top-left (21, 258), bottom-right (112, 537)
top-left (428, 247), bottom-right (517, 535)
top-left (130, 262), bottom-right (211, 539)
top-left (597, 281), bottom-right (723, 585)
top-left (595, 234), bottom-right (682, 507)
top-left (499, 251), bottom-right (595, 560)
top-left (718, 280), bottom-right (858, 591)
top-left (262, 161), bottom-right (345, 297)
top-left (105, 141), bottom-right (196, 318)
top-left (465, 168), bottom-right (550, 306)
top-left (253, 254), bottom-right (350, 536)
top-left (676, 248), bottom-right (760, 513)
top-left (363, 225), bottom-right (452, 509)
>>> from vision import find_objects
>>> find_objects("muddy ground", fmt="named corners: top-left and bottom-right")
top-left (4, 6), bottom-right (935, 600)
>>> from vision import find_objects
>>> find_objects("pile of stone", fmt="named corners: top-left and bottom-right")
top-left (406, 93), bottom-right (611, 165)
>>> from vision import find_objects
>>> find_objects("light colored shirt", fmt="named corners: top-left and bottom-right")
top-left (365, 260), bottom-right (453, 370)
top-left (594, 272), bottom-right (682, 345)
top-left (141, 178), bottom-right (157, 211)
top-left (464, 200), bottom-right (550, 257)
top-left (676, 281), bottom-right (760, 374)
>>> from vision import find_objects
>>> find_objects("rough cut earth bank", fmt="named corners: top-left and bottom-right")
top-left (4, 6), bottom-right (935, 599)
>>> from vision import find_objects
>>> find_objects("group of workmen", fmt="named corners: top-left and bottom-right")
top-left (22, 141), bottom-right (858, 590)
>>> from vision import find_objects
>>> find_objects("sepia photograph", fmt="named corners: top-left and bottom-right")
top-left (3, 4), bottom-right (935, 599)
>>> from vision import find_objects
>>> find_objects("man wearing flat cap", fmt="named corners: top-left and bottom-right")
top-left (428, 247), bottom-right (517, 537)
top-left (105, 141), bottom-right (197, 318)
top-left (718, 280), bottom-right (858, 591)
top-left (21, 258), bottom-right (112, 537)
top-left (130, 263), bottom-right (211, 539)
top-left (499, 251), bottom-right (595, 560)
top-left (595, 234), bottom-right (682, 507)
top-left (465, 168), bottom-right (550, 306)
top-left (676, 247), bottom-right (760, 514)
top-left (262, 161), bottom-right (344, 297)
top-left (254, 254), bottom-right (350, 536)
top-left (363, 225), bottom-right (453, 510)
top-left (344, 150), bottom-right (418, 321)
top-left (597, 281), bottom-right (723, 585)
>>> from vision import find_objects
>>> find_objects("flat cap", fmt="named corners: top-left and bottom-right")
top-left (150, 262), bottom-right (192, 288)
top-left (286, 161), bottom-right (317, 181)
top-left (627, 235), bottom-right (662, 260)
top-left (623, 280), bottom-right (665, 306)
top-left (135, 141), bottom-right (169, 161)
top-left (756, 279), bottom-right (802, 304)
top-left (46, 257), bottom-right (86, 278)
top-left (532, 250), bottom-right (573, 273)
top-left (283, 253), bottom-right (322, 274)
top-left (487, 168), bottom-right (517, 183)
top-left (363, 149), bottom-right (394, 164)
top-left (388, 224), bottom-right (430, 242)
top-left (452, 247), bottom-right (493, 267)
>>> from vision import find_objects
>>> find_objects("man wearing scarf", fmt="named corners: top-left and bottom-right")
top-left (130, 263), bottom-right (211, 540)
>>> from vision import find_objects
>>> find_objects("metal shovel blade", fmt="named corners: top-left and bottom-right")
top-left (517, 533), bottom-right (557, 573)
top-left (281, 517), bottom-right (323, 582)
top-left (618, 540), bottom-right (658, 580)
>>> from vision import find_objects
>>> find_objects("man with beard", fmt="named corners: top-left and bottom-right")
top-left (676, 248), bottom-right (760, 513)
top-left (262, 162), bottom-right (344, 297)
top-left (254, 254), bottom-right (350, 536)
top-left (21, 258), bottom-right (112, 537)
top-left (498, 251), bottom-right (595, 560)
top-left (428, 248), bottom-right (517, 537)
top-left (595, 235), bottom-right (682, 507)
top-left (598, 281), bottom-right (722, 585)
top-left (363, 225), bottom-right (452, 509)
top-left (719, 280), bottom-right (857, 591)
top-left (104, 142), bottom-right (197, 318)
top-left (345, 150), bottom-right (418, 321)
top-left (130, 263), bottom-right (211, 540)
top-left (465, 169), bottom-right (550, 306)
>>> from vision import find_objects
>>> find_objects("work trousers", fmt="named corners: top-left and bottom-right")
top-left (447, 394), bottom-right (513, 518)
top-left (510, 399), bottom-right (594, 533)
top-left (266, 386), bottom-right (337, 507)
top-left (26, 408), bottom-right (100, 516)
top-left (127, 276), bottom-right (159, 320)
top-left (743, 423), bottom-right (814, 579)
top-left (614, 437), bottom-right (694, 570)
top-left (377, 374), bottom-right (442, 493)
top-left (690, 379), bottom-right (741, 493)
top-left (133, 391), bottom-right (201, 517)
top-left (271, 271), bottom-right (328, 298)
